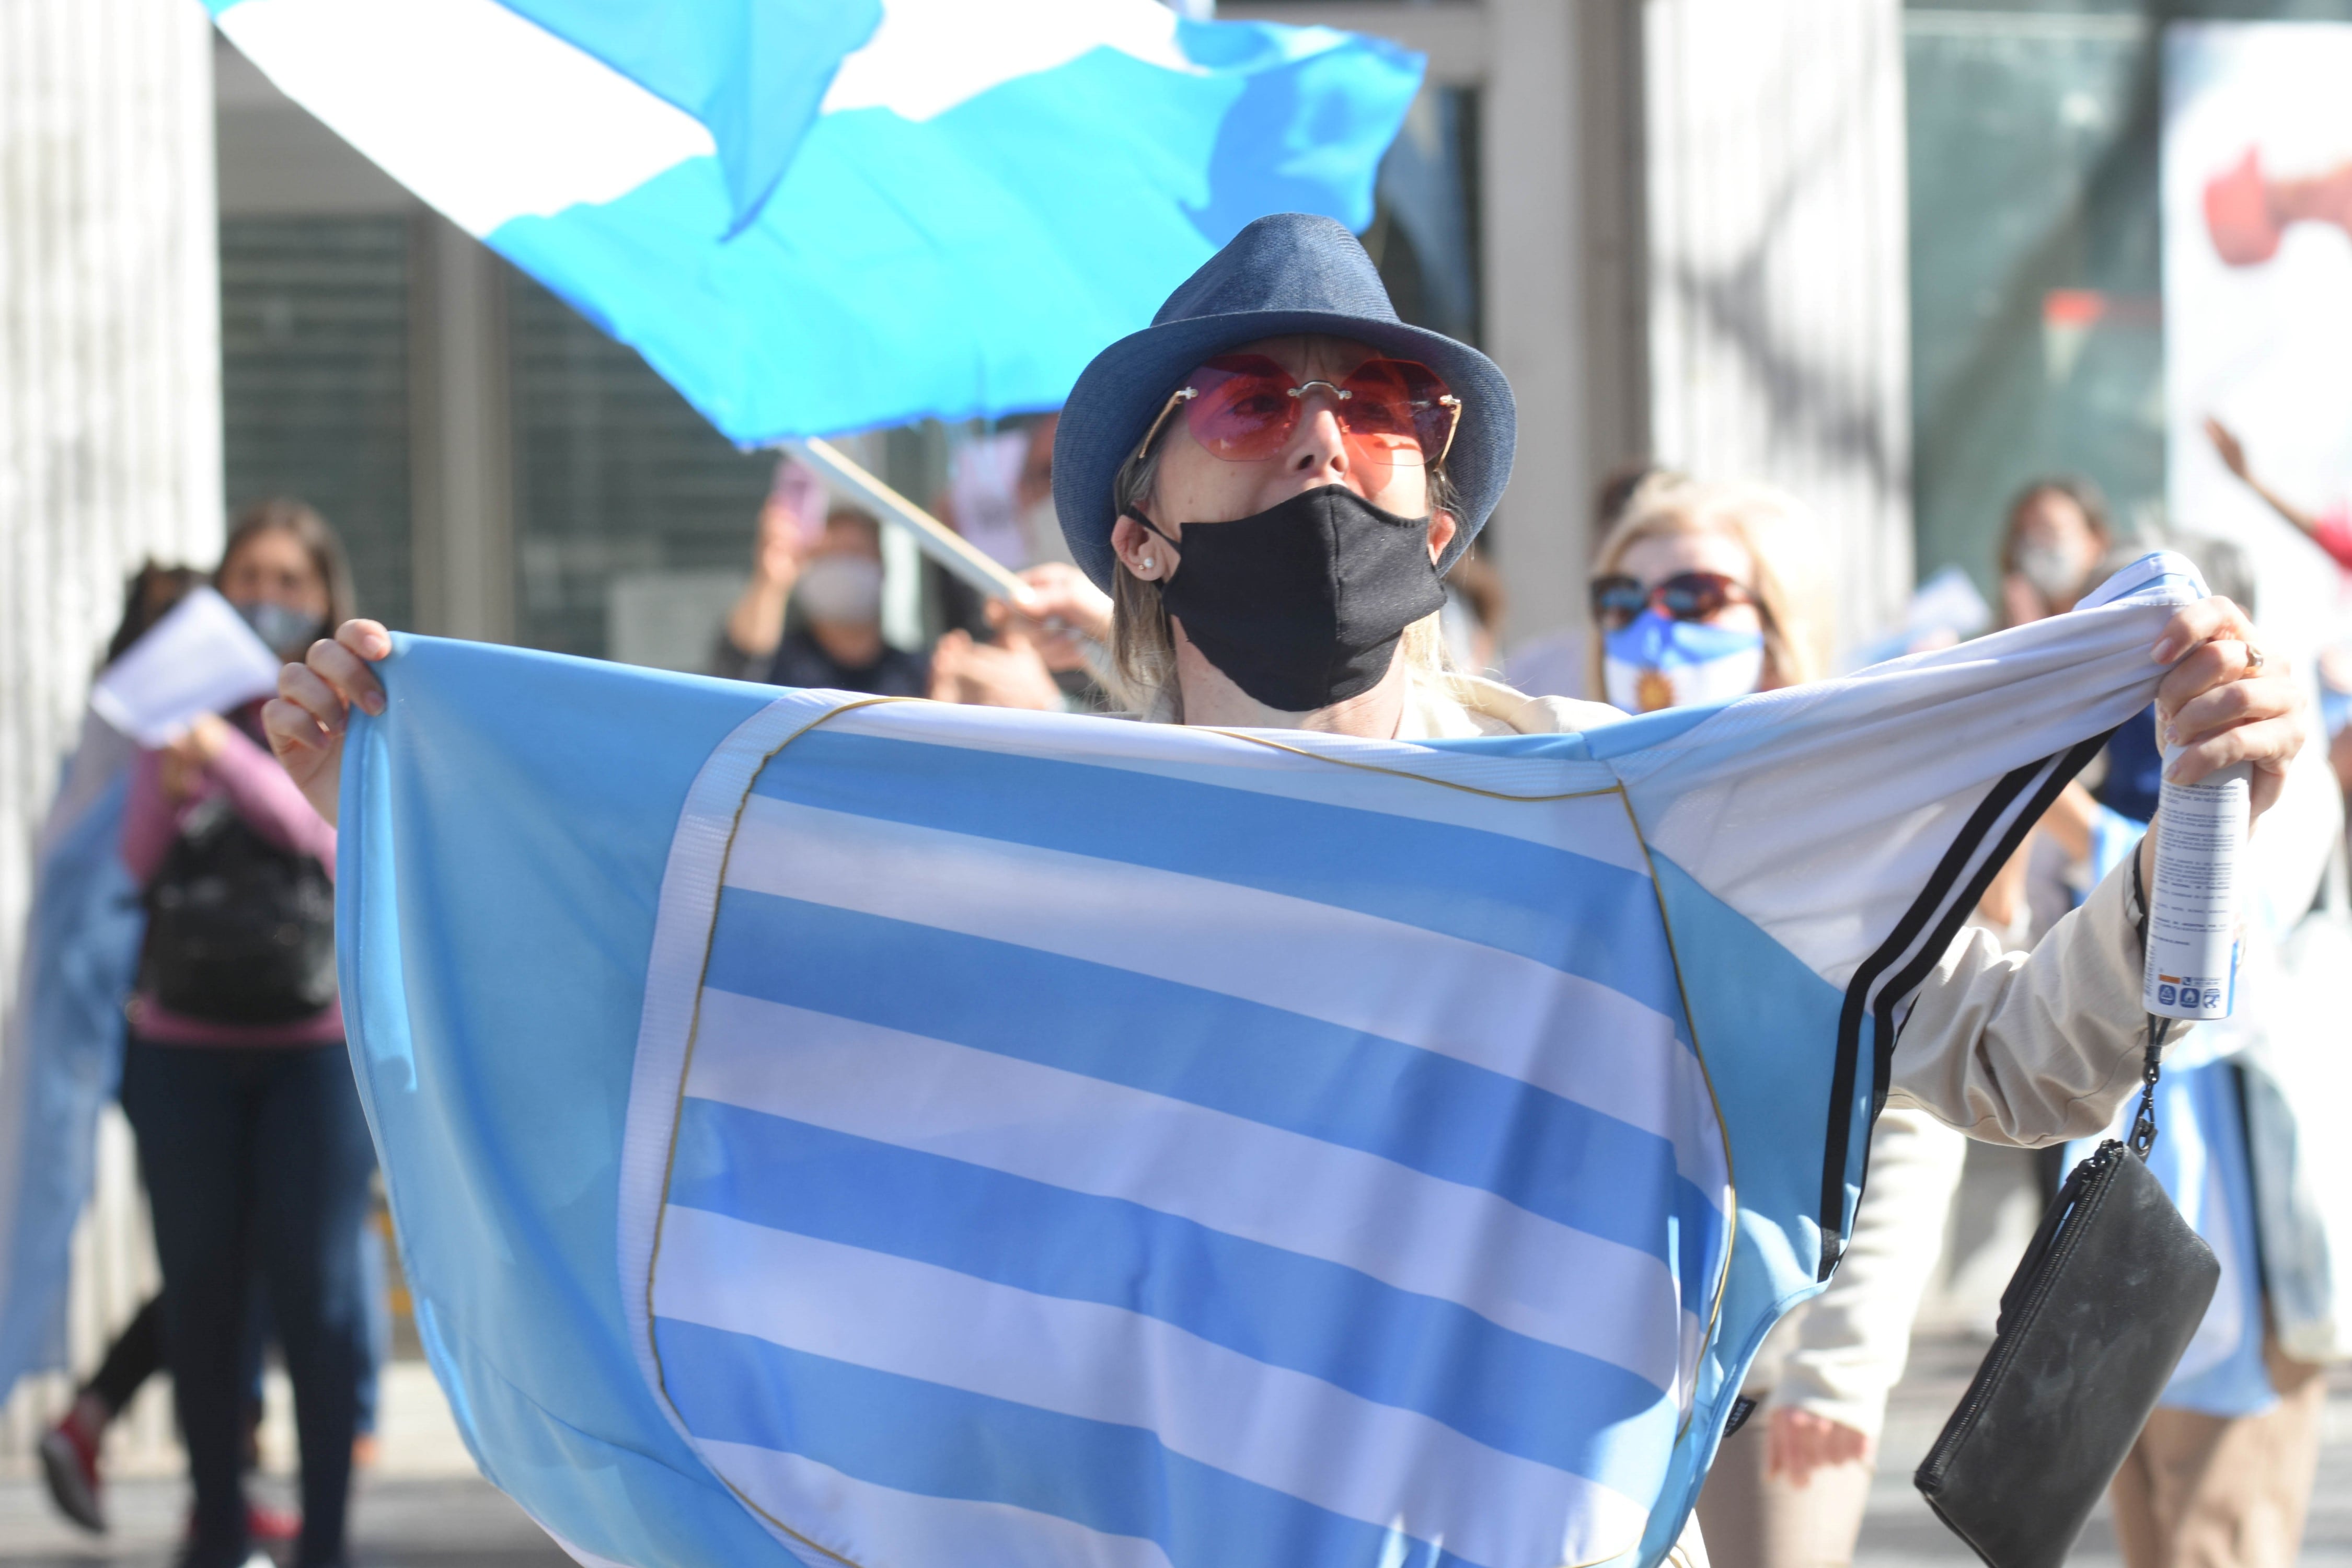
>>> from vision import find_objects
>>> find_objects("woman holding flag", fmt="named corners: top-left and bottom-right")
top-left (267, 215), bottom-right (2305, 1562)
top-left (978, 212), bottom-right (2302, 1142)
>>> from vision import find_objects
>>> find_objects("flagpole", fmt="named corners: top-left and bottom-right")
top-left (781, 436), bottom-right (1118, 690)
top-left (782, 437), bottom-right (1027, 601)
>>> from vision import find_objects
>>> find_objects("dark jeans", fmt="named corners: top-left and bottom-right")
top-left (83, 1295), bottom-right (264, 1462)
top-left (121, 1040), bottom-right (375, 1568)
top-left (85, 1236), bottom-right (389, 1436)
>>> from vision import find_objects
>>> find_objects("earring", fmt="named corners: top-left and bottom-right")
top-left (1140, 556), bottom-right (1155, 573)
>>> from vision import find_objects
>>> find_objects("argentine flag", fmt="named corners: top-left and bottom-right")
top-left (0, 722), bottom-right (143, 1398)
top-left (204, 0), bottom-right (1423, 442)
top-left (340, 556), bottom-right (2207, 1567)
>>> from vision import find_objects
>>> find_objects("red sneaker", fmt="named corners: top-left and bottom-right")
top-left (37, 1416), bottom-right (105, 1533)
top-left (180, 1497), bottom-right (300, 1547)
top-left (246, 1498), bottom-right (302, 1543)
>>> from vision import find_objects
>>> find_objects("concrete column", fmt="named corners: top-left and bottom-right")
top-left (409, 212), bottom-right (515, 643)
top-left (1644, 0), bottom-right (1915, 654)
top-left (1473, 0), bottom-right (1652, 649)
top-left (0, 0), bottom-right (223, 1454)
top-left (1479, 0), bottom-right (1587, 646)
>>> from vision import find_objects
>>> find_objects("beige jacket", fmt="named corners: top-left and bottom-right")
top-left (1402, 673), bottom-right (2163, 1149)
top-left (1748, 1108), bottom-right (1970, 1434)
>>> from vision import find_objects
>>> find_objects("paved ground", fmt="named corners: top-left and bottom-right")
top-left (0, 1364), bottom-right (566, 1567)
top-left (0, 1474), bottom-right (568, 1568)
top-left (3, 1338), bottom-right (2346, 1565)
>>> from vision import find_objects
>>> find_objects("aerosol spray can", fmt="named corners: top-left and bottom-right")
top-left (2140, 759), bottom-right (2249, 1021)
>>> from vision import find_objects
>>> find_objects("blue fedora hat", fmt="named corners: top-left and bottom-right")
top-left (1053, 212), bottom-right (1515, 591)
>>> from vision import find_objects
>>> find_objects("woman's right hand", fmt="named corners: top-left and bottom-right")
top-left (263, 619), bottom-right (390, 827)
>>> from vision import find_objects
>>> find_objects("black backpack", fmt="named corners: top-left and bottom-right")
top-left (137, 794), bottom-right (336, 1025)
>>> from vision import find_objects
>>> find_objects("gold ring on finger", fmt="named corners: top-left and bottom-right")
top-left (2244, 642), bottom-right (2265, 675)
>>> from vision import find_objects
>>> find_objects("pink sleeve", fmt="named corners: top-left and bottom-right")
top-left (119, 750), bottom-right (180, 884)
top-left (208, 726), bottom-right (339, 879)
top-left (2313, 506), bottom-right (2352, 572)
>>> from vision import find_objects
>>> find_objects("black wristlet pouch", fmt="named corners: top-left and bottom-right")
top-left (1913, 993), bottom-right (2219, 1568)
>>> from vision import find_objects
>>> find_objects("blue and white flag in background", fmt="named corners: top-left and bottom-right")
top-left (0, 720), bottom-right (143, 1400)
top-left (338, 559), bottom-right (2205, 1568)
top-left (204, 0), bottom-right (1423, 443)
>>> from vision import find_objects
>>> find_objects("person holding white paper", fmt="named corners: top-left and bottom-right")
top-left (112, 500), bottom-right (373, 1568)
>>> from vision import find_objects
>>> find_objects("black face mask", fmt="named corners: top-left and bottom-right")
top-left (1135, 484), bottom-right (1446, 712)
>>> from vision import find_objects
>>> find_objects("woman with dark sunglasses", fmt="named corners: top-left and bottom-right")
top-left (1583, 479), bottom-right (1827, 713)
top-left (993, 218), bottom-right (1625, 741)
top-left (1585, 479), bottom-right (1976, 1568)
top-left (267, 214), bottom-right (2305, 1565)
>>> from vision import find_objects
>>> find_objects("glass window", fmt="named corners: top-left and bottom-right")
top-left (220, 216), bottom-right (413, 626)
top-left (1906, 0), bottom-right (2352, 596)
top-left (1366, 86), bottom-right (1484, 347)
top-left (508, 271), bottom-right (773, 664)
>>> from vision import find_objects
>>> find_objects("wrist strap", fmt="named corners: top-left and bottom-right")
top-left (2128, 841), bottom-right (2167, 1158)
top-left (2129, 1017), bottom-right (2170, 1157)
top-left (2130, 842), bottom-right (2150, 949)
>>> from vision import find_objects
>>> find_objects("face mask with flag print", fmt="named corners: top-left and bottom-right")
top-left (1604, 609), bottom-right (1767, 713)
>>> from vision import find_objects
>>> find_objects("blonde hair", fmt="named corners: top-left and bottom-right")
top-left (1106, 391), bottom-right (1463, 722)
top-left (1587, 477), bottom-right (1830, 695)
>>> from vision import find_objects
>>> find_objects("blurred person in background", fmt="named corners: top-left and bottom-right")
top-left (936, 418), bottom-right (1144, 714)
top-left (36, 562), bottom-right (368, 1550)
top-left (2051, 546), bottom-right (2345, 1568)
top-left (1975, 478), bottom-right (2126, 944)
top-left (2204, 406), bottom-right (2352, 803)
top-left (1585, 477), bottom-right (1828, 710)
top-left (1504, 460), bottom-right (1675, 700)
top-left (119, 501), bottom-right (373, 1568)
top-left (1999, 475), bottom-right (2113, 626)
top-left (940, 412), bottom-right (1070, 578)
top-left (1439, 547), bottom-right (1505, 678)
top-left (1587, 480), bottom-right (1971, 1568)
top-left (2320, 644), bottom-right (2352, 800)
top-left (714, 492), bottom-right (927, 698)
top-left (22, 563), bottom-right (205, 1531)
top-left (2204, 415), bottom-right (2352, 572)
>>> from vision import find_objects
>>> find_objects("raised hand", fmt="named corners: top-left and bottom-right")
top-left (2148, 596), bottom-right (2303, 820)
top-left (992, 561), bottom-right (1113, 673)
top-left (1764, 1406), bottom-right (1870, 1489)
top-left (262, 619), bottom-right (390, 827)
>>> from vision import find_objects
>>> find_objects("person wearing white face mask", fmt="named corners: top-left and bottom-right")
top-left (714, 502), bottom-right (928, 698)
top-left (2000, 476), bottom-right (2113, 626)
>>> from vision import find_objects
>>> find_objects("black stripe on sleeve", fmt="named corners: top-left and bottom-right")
top-left (1813, 730), bottom-right (2116, 1279)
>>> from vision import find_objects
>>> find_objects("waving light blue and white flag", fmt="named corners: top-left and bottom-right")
top-left (0, 720), bottom-right (143, 1399)
top-left (338, 556), bottom-right (2206, 1568)
top-left (205, 0), bottom-right (1422, 443)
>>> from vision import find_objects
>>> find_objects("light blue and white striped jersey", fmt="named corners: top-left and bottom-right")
top-left (338, 555), bottom-right (2207, 1568)
top-left (203, 0), bottom-right (1420, 443)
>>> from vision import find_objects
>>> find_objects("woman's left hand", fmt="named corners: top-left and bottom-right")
top-left (1765, 1407), bottom-right (1870, 1488)
top-left (2149, 595), bottom-right (2305, 822)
